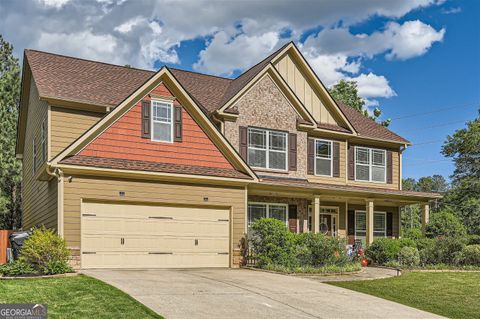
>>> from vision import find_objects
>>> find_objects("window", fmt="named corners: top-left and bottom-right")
top-left (355, 211), bottom-right (367, 239)
top-left (355, 147), bottom-right (386, 182)
top-left (41, 118), bottom-right (47, 162)
top-left (248, 128), bottom-right (287, 170)
top-left (374, 212), bottom-right (386, 238)
top-left (315, 139), bottom-right (332, 176)
top-left (32, 137), bottom-right (37, 176)
top-left (152, 100), bottom-right (173, 142)
top-left (247, 202), bottom-right (288, 226)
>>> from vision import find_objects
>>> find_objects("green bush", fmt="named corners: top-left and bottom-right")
top-left (403, 228), bottom-right (422, 241)
top-left (426, 209), bottom-right (467, 238)
top-left (418, 237), bottom-right (466, 265)
top-left (295, 233), bottom-right (349, 267)
top-left (365, 238), bottom-right (416, 265)
top-left (455, 245), bottom-right (480, 266)
top-left (20, 226), bottom-right (72, 275)
top-left (467, 235), bottom-right (480, 245)
top-left (398, 246), bottom-right (420, 268)
top-left (0, 261), bottom-right (37, 277)
top-left (250, 218), bottom-right (297, 268)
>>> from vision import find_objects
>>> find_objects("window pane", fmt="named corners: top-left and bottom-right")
top-left (248, 148), bottom-right (267, 168)
top-left (153, 122), bottom-right (171, 141)
top-left (355, 212), bottom-right (366, 232)
top-left (356, 164), bottom-right (370, 181)
top-left (152, 102), bottom-right (171, 122)
top-left (269, 205), bottom-right (287, 223)
top-left (269, 131), bottom-right (286, 151)
top-left (248, 129), bottom-right (266, 149)
top-left (316, 141), bottom-right (331, 158)
top-left (316, 158), bottom-right (331, 176)
top-left (374, 213), bottom-right (386, 233)
top-left (269, 151), bottom-right (286, 170)
top-left (248, 204), bottom-right (267, 225)
top-left (372, 166), bottom-right (386, 182)
top-left (356, 148), bottom-right (369, 164)
top-left (372, 150), bottom-right (385, 166)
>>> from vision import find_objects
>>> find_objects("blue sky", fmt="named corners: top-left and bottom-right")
top-left (1, 0), bottom-right (478, 181)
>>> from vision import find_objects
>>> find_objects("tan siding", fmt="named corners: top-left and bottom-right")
top-left (274, 53), bottom-right (338, 125)
top-left (307, 139), bottom-right (347, 185)
top-left (348, 204), bottom-right (400, 238)
top-left (62, 176), bottom-right (246, 267)
top-left (22, 80), bottom-right (57, 230)
top-left (50, 107), bottom-right (102, 158)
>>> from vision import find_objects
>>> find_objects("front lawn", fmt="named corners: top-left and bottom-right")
top-left (329, 272), bottom-right (480, 319)
top-left (0, 275), bottom-right (162, 319)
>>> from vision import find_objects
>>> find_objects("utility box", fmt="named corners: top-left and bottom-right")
top-left (9, 231), bottom-right (31, 261)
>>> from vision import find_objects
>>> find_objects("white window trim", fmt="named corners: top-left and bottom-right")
top-left (41, 118), bottom-right (47, 162)
top-left (354, 210), bottom-right (387, 240)
top-left (151, 99), bottom-right (174, 143)
top-left (354, 146), bottom-right (387, 183)
top-left (247, 202), bottom-right (289, 226)
top-left (247, 128), bottom-right (288, 171)
top-left (32, 137), bottom-right (37, 176)
top-left (314, 139), bottom-right (333, 177)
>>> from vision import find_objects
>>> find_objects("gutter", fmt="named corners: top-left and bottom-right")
top-left (46, 164), bottom-right (64, 237)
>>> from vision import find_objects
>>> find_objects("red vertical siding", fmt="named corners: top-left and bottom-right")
top-left (79, 83), bottom-right (234, 169)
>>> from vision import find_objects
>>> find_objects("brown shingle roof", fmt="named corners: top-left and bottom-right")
top-left (60, 155), bottom-right (252, 179)
top-left (25, 47), bottom-right (409, 144)
top-left (336, 101), bottom-right (410, 144)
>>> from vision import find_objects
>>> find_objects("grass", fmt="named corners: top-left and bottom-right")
top-left (328, 272), bottom-right (480, 319)
top-left (263, 262), bottom-right (362, 274)
top-left (0, 275), bottom-right (162, 319)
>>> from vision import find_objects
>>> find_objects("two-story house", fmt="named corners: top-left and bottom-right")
top-left (16, 42), bottom-right (440, 269)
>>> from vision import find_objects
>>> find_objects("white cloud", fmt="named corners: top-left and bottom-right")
top-left (36, 0), bottom-right (71, 9)
top-left (114, 16), bottom-right (146, 34)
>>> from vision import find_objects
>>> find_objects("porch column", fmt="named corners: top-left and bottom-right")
top-left (366, 199), bottom-right (374, 245)
top-left (312, 195), bottom-right (320, 233)
top-left (421, 203), bottom-right (430, 236)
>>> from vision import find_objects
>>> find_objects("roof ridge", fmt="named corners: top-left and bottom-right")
top-left (168, 67), bottom-right (233, 81)
top-left (25, 49), bottom-right (154, 74)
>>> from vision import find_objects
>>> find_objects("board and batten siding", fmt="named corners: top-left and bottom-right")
top-left (50, 107), bottom-right (103, 158)
top-left (274, 52), bottom-right (338, 126)
top-left (22, 80), bottom-right (57, 230)
top-left (62, 176), bottom-right (246, 266)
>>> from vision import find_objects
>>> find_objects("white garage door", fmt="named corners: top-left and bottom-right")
top-left (81, 202), bottom-right (230, 269)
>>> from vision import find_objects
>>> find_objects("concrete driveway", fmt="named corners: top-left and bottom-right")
top-left (84, 268), bottom-right (445, 319)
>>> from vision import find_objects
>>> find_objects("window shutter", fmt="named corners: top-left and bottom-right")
top-left (386, 150), bottom-right (393, 184)
top-left (348, 144), bottom-right (355, 180)
top-left (333, 141), bottom-right (340, 177)
top-left (174, 105), bottom-right (183, 142)
top-left (239, 126), bottom-right (248, 161)
top-left (348, 210), bottom-right (355, 236)
top-left (141, 100), bottom-right (151, 139)
top-left (288, 133), bottom-right (297, 171)
top-left (387, 212), bottom-right (393, 237)
top-left (307, 138), bottom-right (314, 175)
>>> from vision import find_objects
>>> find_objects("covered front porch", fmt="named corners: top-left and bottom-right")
top-left (247, 178), bottom-right (437, 246)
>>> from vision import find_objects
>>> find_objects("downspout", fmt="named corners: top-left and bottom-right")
top-left (46, 165), bottom-right (64, 237)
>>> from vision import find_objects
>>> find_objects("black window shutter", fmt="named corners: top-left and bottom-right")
top-left (348, 144), bottom-right (355, 180)
top-left (239, 126), bottom-right (248, 161)
top-left (307, 138), bottom-right (314, 175)
top-left (387, 212), bottom-right (393, 237)
top-left (386, 150), bottom-right (393, 184)
top-left (333, 141), bottom-right (340, 177)
top-left (348, 210), bottom-right (355, 236)
top-left (289, 133), bottom-right (297, 171)
top-left (141, 100), bottom-right (151, 139)
top-left (174, 105), bottom-right (182, 142)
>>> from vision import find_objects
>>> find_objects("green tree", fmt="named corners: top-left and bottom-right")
top-left (426, 209), bottom-right (467, 238)
top-left (0, 35), bottom-right (22, 229)
top-left (329, 79), bottom-right (391, 127)
top-left (442, 115), bottom-right (480, 234)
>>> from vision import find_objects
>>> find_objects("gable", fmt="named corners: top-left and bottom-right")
top-left (78, 83), bottom-right (235, 170)
top-left (274, 51), bottom-right (340, 126)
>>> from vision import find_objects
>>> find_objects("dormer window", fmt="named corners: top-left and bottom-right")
top-left (152, 100), bottom-right (173, 142)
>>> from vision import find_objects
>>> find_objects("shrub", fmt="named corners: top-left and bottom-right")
top-left (20, 226), bottom-right (72, 275)
top-left (467, 235), bottom-right (480, 245)
top-left (403, 228), bottom-right (422, 242)
top-left (365, 238), bottom-right (416, 265)
top-left (398, 246), bottom-right (420, 268)
top-left (0, 261), bottom-right (37, 277)
top-left (250, 218), bottom-right (297, 267)
top-left (418, 237), bottom-right (466, 265)
top-left (295, 233), bottom-right (349, 267)
top-left (426, 209), bottom-right (467, 238)
top-left (455, 245), bottom-right (480, 266)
